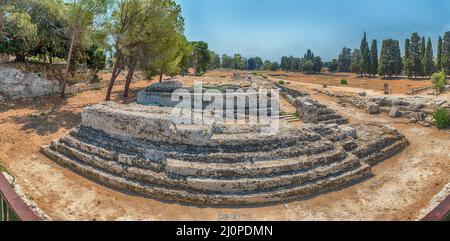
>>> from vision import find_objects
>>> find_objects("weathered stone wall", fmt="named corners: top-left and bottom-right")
top-left (0, 66), bottom-right (60, 99)
top-left (274, 83), bottom-right (348, 125)
top-left (0, 66), bottom-right (126, 100)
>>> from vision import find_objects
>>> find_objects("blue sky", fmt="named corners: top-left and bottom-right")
top-left (175, 0), bottom-right (450, 61)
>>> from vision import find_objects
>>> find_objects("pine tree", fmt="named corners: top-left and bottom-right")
top-left (337, 47), bottom-right (352, 72)
top-left (404, 39), bottom-right (412, 77)
top-left (437, 36), bottom-right (443, 72)
top-left (360, 32), bottom-right (370, 76)
top-left (370, 39), bottom-right (378, 77)
top-left (423, 38), bottom-right (434, 78)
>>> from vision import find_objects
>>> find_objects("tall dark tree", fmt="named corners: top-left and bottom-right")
top-left (437, 36), bottom-right (443, 72)
top-left (360, 32), bottom-right (370, 76)
top-left (312, 56), bottom-right (322, 73)
top-left (328, 59), bottom-right (338, 72)
top-left (408, 33), bottom-right (422, 78)
top-left (423, 38), bottom-right (434, 78)
top-left (420, 36), bottom-right (426, 77)
top-left (280, 56), bottom-right (289, 70)
top-left (378, 39), bottom-right (402, 77)
top-left (351, 49), bottom-right (361, 74)
top-left (442, 31), bottom-right (450, 76)
top-left (404, 39), bottom-right (412, 77)
top-left (369, 39), bottom-right (378, 77)
top-left (337, 47), bottom-right (352, 72)
top-left (192, 41), bottom-right (210, 74)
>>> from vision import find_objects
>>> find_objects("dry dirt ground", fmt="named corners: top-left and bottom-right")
top-left (0, 71), bottom-right (449, 221)
top-left (260, 70), bottom-right (434, 95)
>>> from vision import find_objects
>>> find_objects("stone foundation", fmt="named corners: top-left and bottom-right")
top-left (42, 101), bottom-right (408, 205)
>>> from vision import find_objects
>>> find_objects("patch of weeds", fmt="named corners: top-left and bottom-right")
top-left (340, 79), bottom-right (348, 85)
top-left (278, 80), bottom-right (285, 85)
top-left (434, 108), bottom-right (450, 129)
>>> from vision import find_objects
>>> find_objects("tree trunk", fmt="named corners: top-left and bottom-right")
top-left (105, 51), bottom-right (123, 101)
top-left (159, 68), bottom-right (164, 83)
top-left (60, 30), bottom-right (77, 98)
top-left (123, 64), bottom-right (136, 98)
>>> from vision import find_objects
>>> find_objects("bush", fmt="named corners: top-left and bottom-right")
top-left (432, 72), bottom-right (447, 93)
top-left (278, 80), bottom-right (285, 85)
top-left (434, 108), bottom-right (450, 129)
top-left (340, 79), bottom-right (348, 85)
top-left (323, 84), bottom-right (327, 88)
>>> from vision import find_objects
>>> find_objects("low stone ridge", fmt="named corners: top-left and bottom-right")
top-left (274, 83), bottom-right (348, 125)
top-left (42, 102), bottom-right (408, 205)
top-left (315, 88), bottom-right (449, 128)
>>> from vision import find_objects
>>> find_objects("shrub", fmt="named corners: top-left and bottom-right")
top-left (323, 84), bottom-right (327, 88)
top-left (278, 80), bottom-right (285, 85)
top-left (432, 71), bottom-right (447, 93)
top-left (433, 108), bottom-right (450, 129)
top-left (340, 79), bottom-right (348, 85)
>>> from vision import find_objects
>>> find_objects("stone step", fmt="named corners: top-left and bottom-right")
top-left (318, 108), bottom-right (335, 115)
top-left (48, 141), bottom-right (361, 194)
top-left (353, 135), bottom-right (405, 159)
top-left (319, 118), bottom-right (349, 125)
top-left (318, 113), bottom-right (342, 122)
top-left (69, 128), bottom-right (335, 163)
top-left (63, 132), bottom-right (343, 176)
top-left (357, 139), bottom-right (408, 166)
top-left (72, 126), bottom-right (324, 154)
top-left (60, 135), bottom-right (164, 171)
top-left (184, 156), bottom-right (361, 193)
top-left (41, 145), bottom-right (372, 205)
top-left (165, 148), bottom-right (348, 178)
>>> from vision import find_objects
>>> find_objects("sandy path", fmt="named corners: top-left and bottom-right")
top-left (0, 75), bottom-right (448, 220)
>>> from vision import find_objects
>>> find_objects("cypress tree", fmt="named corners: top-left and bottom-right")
top-left (394, 40), bottom-right (403, 76)
top-left (378, 39), bottom-right (402, 77)
top-left (370, 39), bottom-right (378, 77)
top-left (351, 49), bottom-right (362, 74)
top-left (442, 31), bottom-right (450, 76)
top-left (437, 36), bottom-right (443, 72)
top-left (360, 32), bottom-right (370, 76)
top-left (409, 33), bottom-right (422, 78)
top-left (420, 36), bottom-right (426, 77)
top-left (404, 39), bottom-right (412, 78)
top-left (423, 38), bottom-right (434, 78)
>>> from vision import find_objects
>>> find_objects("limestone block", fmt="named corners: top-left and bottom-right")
top-left (367, 103), bottom-right (380, 114)
top-left (388, 107), bottom-right (401, 118)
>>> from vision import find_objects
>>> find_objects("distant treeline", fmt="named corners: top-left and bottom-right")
top-left (203, 49), bottom-right (323, 74)
top-left (327, 32), bottom-right (450, 78)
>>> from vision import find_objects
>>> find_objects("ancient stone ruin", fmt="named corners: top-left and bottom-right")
top-left (42, 80), bottom-right (408, 205)
top-left (315, 88), bottom-right (449, 128)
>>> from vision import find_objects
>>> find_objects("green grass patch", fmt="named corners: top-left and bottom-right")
top-left (434, 108), bottom-right (450, 129)
top-left (340, 79), bottom-right (348, 85)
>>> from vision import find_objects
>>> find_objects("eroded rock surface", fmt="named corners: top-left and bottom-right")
top-left (0, 66), bottom-right (60, 99)
top-left (42, 102), bottom-right (408, 205)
